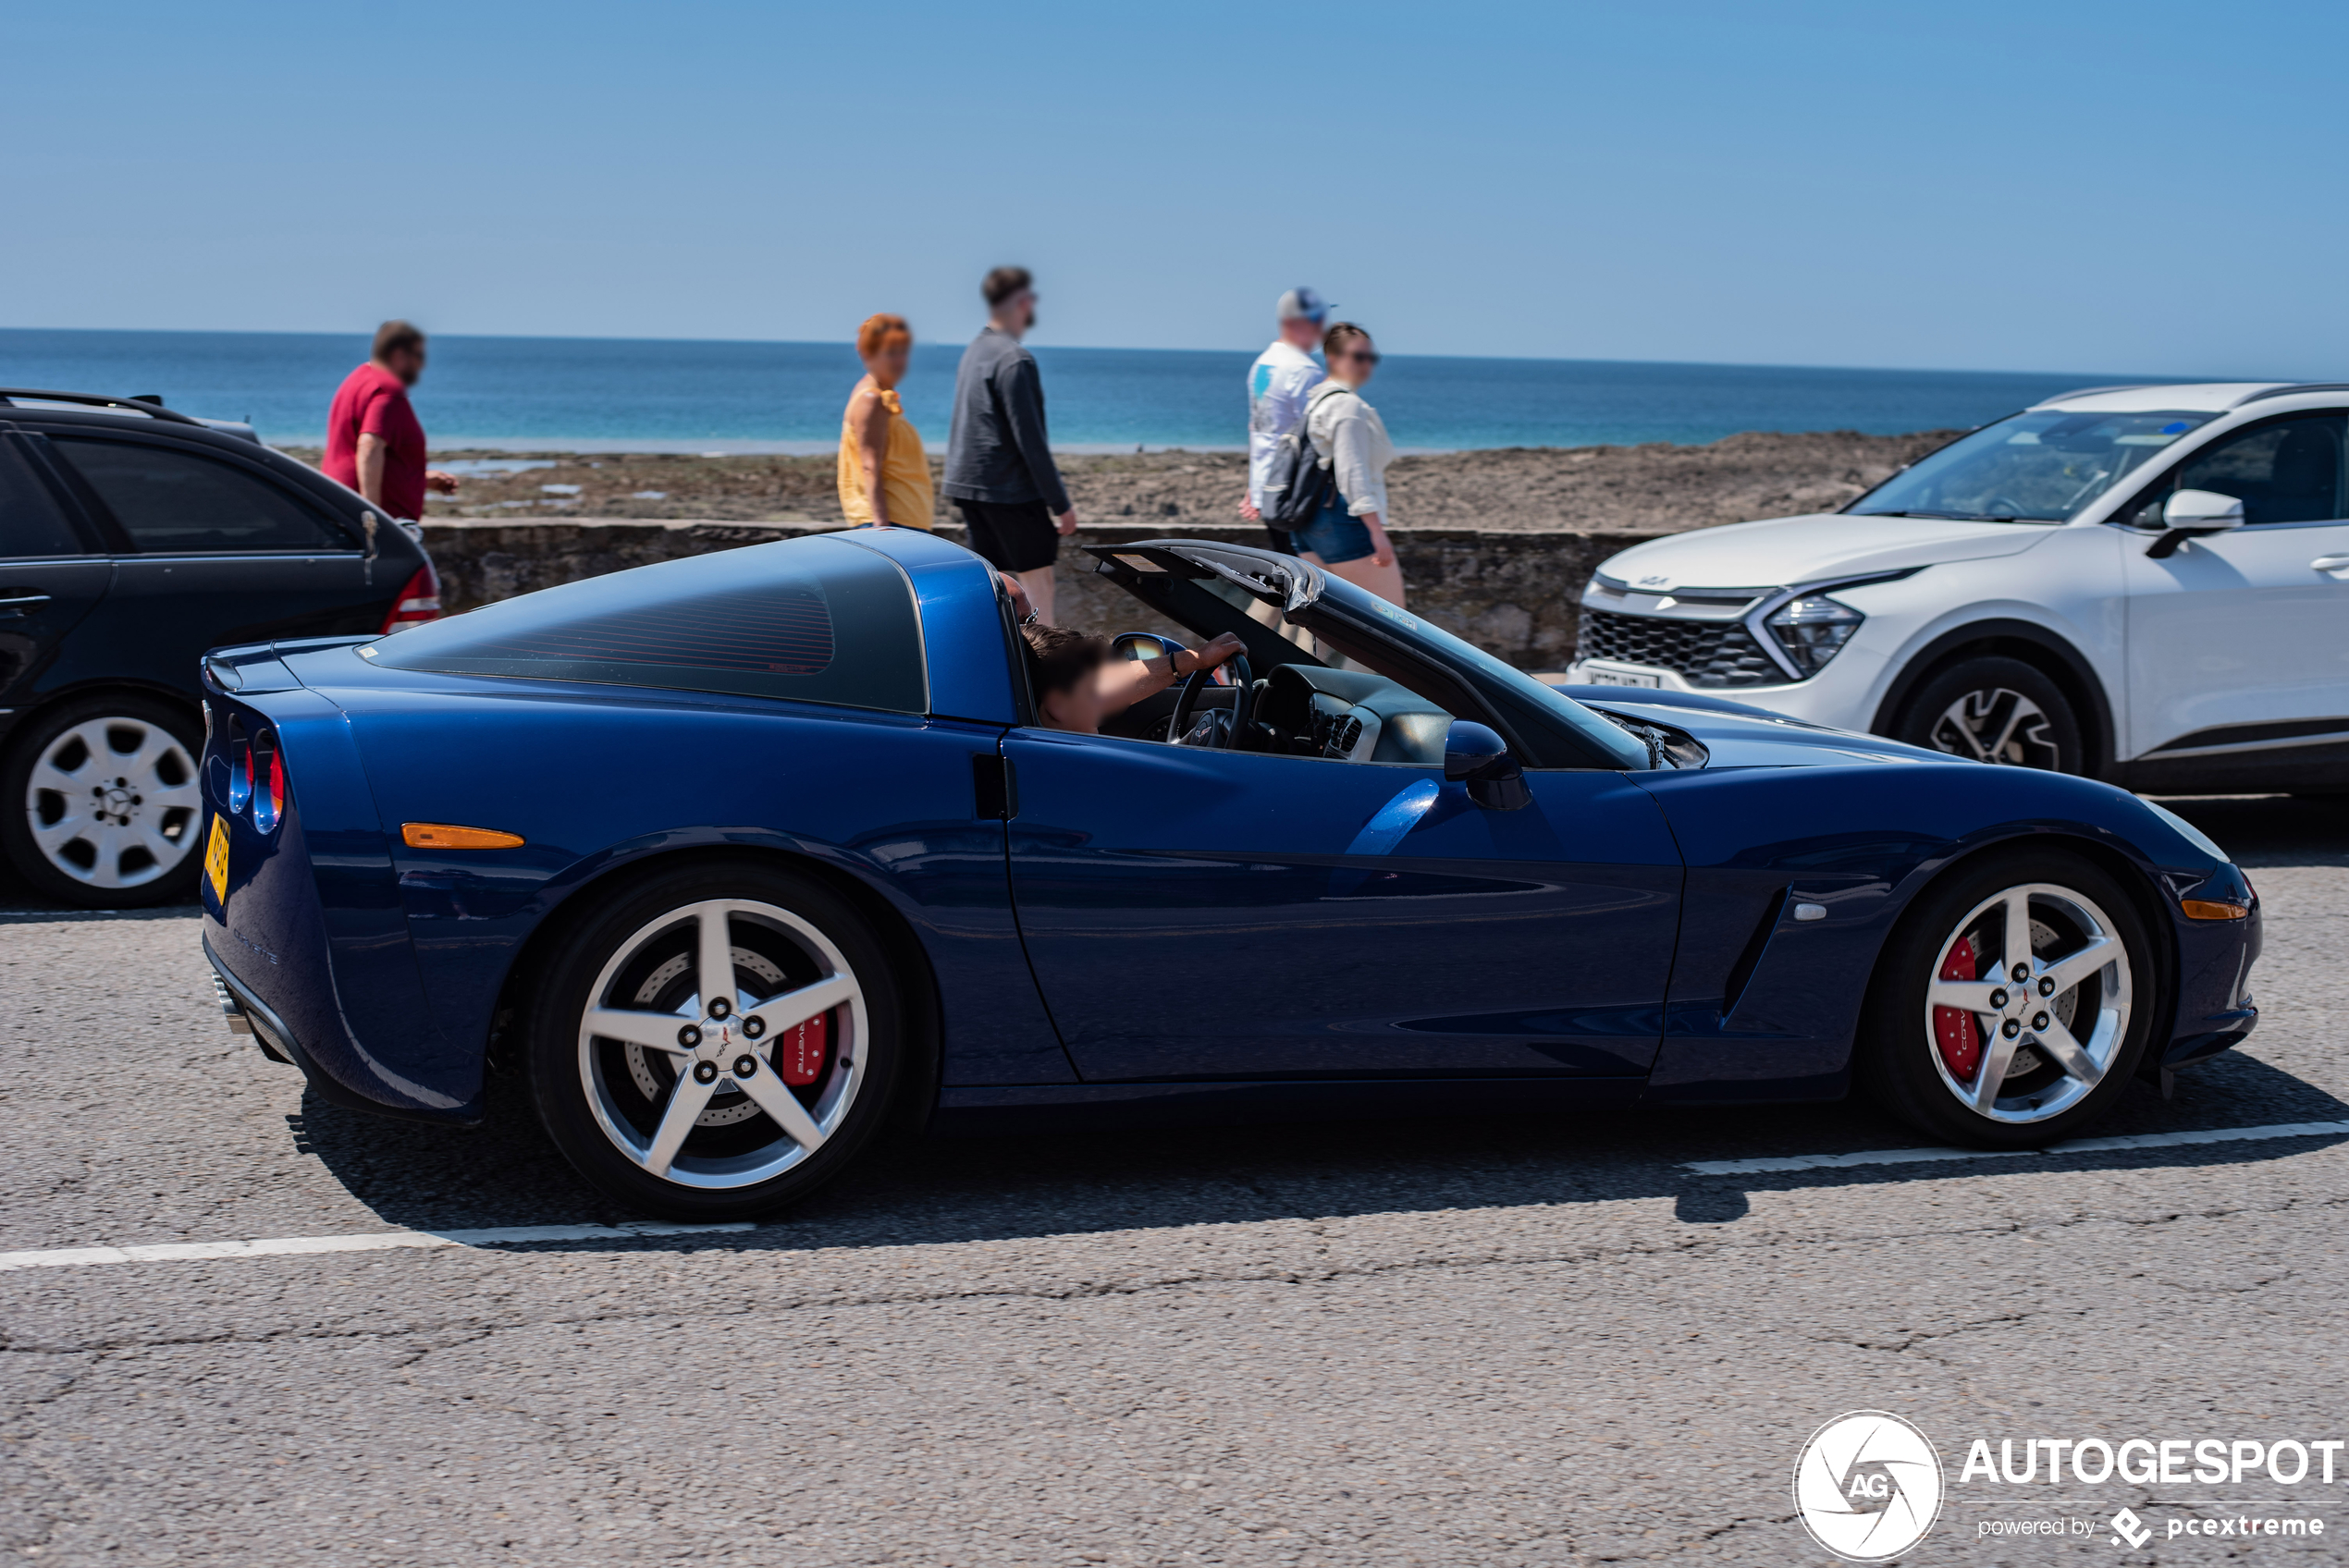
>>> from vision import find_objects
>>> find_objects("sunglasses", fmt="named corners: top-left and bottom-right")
top-left (1335, 348), bottom-right (1381, 365)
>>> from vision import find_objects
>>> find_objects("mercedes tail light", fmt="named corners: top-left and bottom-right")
top-left (251, 729), bottom-right (285, 833)
top-left (379, 560), bottom-right (442, 634)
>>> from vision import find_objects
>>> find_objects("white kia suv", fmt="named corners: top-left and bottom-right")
top-left (1565, 381), bottom-right (2349, 793)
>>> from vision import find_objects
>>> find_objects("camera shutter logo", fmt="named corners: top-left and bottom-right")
top-left (1791, 1411), bottom-right (1945, 1562)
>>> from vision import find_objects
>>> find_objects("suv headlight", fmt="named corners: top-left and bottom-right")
top-left (1764, 594), bottom-right (1863, 677)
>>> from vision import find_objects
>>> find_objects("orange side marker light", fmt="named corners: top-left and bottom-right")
top-left (402, 823), bottom-right (525, 851)
top-left (2180, 899), bottom-right (2248, 921)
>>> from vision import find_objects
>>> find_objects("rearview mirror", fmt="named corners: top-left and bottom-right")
top-left (1444, 720), bottom-right (1531, 811)
top-left (2146, 488), bottom-right (2246, 558)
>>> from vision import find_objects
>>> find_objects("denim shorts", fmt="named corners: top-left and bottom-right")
top-left (1291, 498), bottom-right (1375, 564)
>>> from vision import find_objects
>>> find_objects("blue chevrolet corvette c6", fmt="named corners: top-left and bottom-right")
top-left (195, 529), bottom-right (2261, 1219)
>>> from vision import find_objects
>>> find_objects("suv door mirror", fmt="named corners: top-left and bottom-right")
top-left (1443, 719), bottom-right (1531, 810)
top-left (2164, 488), bottom-right (2246, 530)
top-left (2147, 488), bottom-right (2246, 558)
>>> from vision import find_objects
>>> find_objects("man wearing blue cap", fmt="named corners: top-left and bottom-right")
top-left (1239, 288), bottom-right (1331, 549)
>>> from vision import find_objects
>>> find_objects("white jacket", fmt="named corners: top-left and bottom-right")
top-left (1305, 380), bottom-right (1395, 521)
top-left (1246, 340), bottom-right (1326, 509)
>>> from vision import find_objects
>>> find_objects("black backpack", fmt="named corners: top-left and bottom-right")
top-left (1260, 386), bottom-right (1352, 527)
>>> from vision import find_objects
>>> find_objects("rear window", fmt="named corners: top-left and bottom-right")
top-left (49, 436), bottom-right (350, 551)
top-left (363, 534), bottom-right (928, 712)
top-left (0, 437), bottom-right (86, 557)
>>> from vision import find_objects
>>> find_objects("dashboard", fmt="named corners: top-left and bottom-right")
top-left (1255, 663), bottom-right (1457, 765)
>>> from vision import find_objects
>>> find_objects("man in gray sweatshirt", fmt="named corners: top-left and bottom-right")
top-left (943, 265), bottom-right (1077, 621)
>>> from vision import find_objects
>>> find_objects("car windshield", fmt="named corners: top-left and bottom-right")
top-left (1305, 576), bottom-right (1654, 770)
top-left (1848, 409), bottom-right (2217, 523)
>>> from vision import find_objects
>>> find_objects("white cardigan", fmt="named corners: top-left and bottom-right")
top-left (1304, 380), bottom-right (1395, 521)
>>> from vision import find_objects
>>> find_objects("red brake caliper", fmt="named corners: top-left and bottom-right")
top-left (1933, 936), bottom-right (1981, 1082)
top-left (777, 1011), bottom-right (830, 1086)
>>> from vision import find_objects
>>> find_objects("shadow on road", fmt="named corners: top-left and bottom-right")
top-left (289, 1047), bottom-right (2346, 1254)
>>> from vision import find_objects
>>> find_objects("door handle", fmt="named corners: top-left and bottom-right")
top-left (2312, 554), bottom-right (2349, 573)
top-left (0, 593), bottom-right (52, 613)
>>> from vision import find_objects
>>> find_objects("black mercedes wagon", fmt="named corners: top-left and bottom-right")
top-left (0, 389), bottom-right (439, 907)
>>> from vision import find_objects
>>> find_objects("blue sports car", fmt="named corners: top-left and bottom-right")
top-left (196, 529), bottom-right (2260, 1219)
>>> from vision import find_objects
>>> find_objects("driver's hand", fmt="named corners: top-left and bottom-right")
top-left (1191, 632), bottom-right (1245, 672)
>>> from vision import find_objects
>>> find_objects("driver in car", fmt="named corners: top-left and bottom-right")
top-left (1024, 624), bottom-right (1246, 733)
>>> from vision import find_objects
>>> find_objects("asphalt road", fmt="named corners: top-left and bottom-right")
top-left (2, 796), bottom-right (2344, 1567)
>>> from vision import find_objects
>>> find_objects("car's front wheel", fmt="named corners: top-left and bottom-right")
top-left (1859, 850), bottom-right (2156, 1147)
top-left (1891, 655), bottom-right (2082, 772)
top-left (526, 860), bottom-right (908, 1220)
top-left (0, 694), bottom-right (204, 909)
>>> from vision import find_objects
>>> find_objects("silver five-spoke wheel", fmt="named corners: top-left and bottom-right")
top-left (577, 898), bottom-right (868, 1189)
top-left (1923, 882), bottom-right (2132, 1125)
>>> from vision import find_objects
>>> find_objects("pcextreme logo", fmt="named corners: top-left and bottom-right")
top-left (1793, 1411), bottom-right (1946, 1562)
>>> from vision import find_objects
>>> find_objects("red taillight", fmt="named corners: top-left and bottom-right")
top-left (252, 729), bottom-right (285, 833)
top-left (379, 560), bottom-right (442, 634)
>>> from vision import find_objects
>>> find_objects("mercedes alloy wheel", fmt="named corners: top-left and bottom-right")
top-left (528, 862), bottom-right (907, 1219)
top-left (1862, 850), bottom-right (2153, 1146)
top-left (1, 695), bottom-right (204, 909)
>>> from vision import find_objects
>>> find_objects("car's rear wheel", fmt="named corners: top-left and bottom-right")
top-left (0, 694), bottom-right (204, 909)
top-left (526, 860), bottom-right (906, 1220)
top-left (1891, 655), bottom-right (2082, 772)
top-left (1859, 850), bottom-right (2155, 1147)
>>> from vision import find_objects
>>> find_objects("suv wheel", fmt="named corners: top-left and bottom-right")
top-left (1, 694), bottom-right (204, 909)
top-left (1892, 655), bottom-right (2082, 772)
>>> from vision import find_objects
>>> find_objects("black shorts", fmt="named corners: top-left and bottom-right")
top-left (953, 497), bottom-right (1061, 573)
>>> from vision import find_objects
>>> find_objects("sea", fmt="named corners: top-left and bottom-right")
top-left (0, 327), bottom-right (2188, 455)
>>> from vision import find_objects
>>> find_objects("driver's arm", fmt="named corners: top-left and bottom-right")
top-left (1099, 631), bottom-right (1245, 715)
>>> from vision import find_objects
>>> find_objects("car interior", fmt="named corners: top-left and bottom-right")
top-left (1018, 542), bottom-right (1702, 773)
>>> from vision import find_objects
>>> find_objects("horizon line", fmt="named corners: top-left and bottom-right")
top-left (0, 323), bottom-right (2221, 386)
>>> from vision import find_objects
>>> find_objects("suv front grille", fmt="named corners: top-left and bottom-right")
top-left (1578, 609), bottom-right (1785, 689)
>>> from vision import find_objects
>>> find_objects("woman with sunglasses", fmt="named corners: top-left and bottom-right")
top-left (1298, 323), bottom-right (1406, 606)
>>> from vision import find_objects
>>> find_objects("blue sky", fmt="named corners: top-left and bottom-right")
top-left (5, 1), bottom-right (2344, 375)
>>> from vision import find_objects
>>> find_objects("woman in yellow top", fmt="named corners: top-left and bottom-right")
top-left (836, 313), bottom-right (934, 529)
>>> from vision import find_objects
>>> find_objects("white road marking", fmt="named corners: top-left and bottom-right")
top-left (1681, 1120), bottom-right (2349, 1177)
top-left (0, 1220), bottom-right (755, 1273)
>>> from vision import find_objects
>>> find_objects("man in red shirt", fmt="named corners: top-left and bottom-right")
top-left (322, 320), bottom-right (460, 519)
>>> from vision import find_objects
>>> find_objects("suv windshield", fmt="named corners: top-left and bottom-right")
top-left (1849, 409), bottom-right (2216, 523)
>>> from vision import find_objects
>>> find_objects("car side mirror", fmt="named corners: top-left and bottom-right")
top-left (2146, 488), bottom-right (2245, 557)
top-left (1443, 720), bottom-right (1531, 810)
top-left (1112, 632), bottom-right (1177, 663)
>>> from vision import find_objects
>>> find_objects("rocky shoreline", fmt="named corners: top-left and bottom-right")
top-left (286, 427), bottom-right (1957, 536)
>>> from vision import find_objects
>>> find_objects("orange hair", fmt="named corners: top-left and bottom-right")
top-left (857, 312), bottom-right (913, 358)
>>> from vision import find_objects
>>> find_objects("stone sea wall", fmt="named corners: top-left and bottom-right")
top-left (419, 519), bottom-right (1671, 672)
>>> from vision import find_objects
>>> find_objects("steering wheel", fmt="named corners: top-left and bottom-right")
top-left (1982, 495), bottom-right (2027, 519)
top-left (1170, 654), bottom-right (1252, 747)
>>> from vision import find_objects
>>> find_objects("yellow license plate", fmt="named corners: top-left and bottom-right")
top-left (204, 814), bottom-right (230, 905)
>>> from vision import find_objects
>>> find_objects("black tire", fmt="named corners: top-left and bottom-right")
top-left (0, 692), bottom-right (204, 910)
top-left (1890, 655), bottom-right (2084, 773)
top-left (526, 859), bottom-right (910, 1220)
top-left (1859, 848), bottom-right (2157, 1148)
